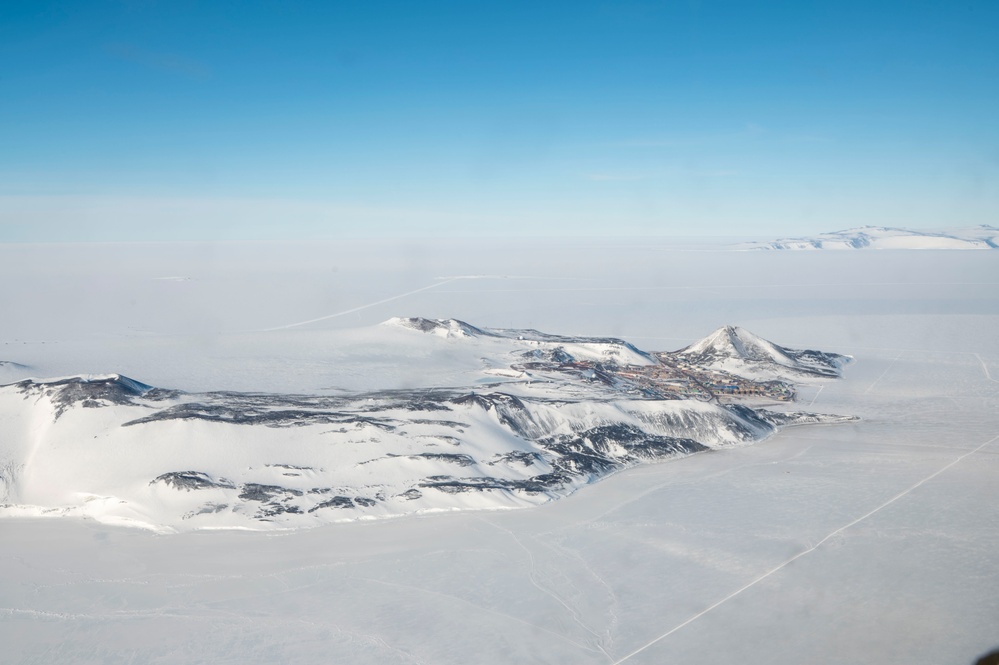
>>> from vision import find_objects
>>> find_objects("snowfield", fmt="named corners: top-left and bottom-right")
top-left (0, 238), bottom-right (996, 664)
top-left (741, 224), bottom-right (999, 250)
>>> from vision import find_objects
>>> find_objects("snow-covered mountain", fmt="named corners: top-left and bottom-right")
top-left (673, 325), bottom-right (852, 380)
top-left (741, 225), bottom-right (999, 250)
top-left (0, 322), bottom-right (853, 532)
top-left (386, 316), bottom-right (656, 366)
top-left (386, 316), bottom-right (489, 338)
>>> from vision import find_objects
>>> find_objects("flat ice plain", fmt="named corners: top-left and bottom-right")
top-left (1, 238), bottom-right (997, 664)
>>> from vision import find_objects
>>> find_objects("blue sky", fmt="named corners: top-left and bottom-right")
top-left (1, 0), bottom-right (997, 240)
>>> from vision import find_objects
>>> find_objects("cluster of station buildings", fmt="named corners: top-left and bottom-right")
top-left (513, 355), bottom-right (795, 402)
top-left (597, 360), bottom-right (794, 401)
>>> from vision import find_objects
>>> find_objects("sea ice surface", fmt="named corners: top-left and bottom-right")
top-left (0, 238), bottom-right (996, 664)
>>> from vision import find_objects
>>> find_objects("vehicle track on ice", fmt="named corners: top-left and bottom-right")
top-left (609, 431), bottom-right (999, 664)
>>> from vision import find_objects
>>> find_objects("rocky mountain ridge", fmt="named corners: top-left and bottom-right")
top-left (0, 322), bottom-right (855, 532)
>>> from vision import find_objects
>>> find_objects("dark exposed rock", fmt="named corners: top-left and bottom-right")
top-left (415, 434), bottom-right (463, 446)
top-left (450, 392), bottom-right (542, 438)
top-left (184, 503), bottom-right (229, 518)
top-left (124, 403), bottom-right (398, 429)
top-left (15, 375), bottom-right (157, 418)
top-left (420, 473), bottom-right (563, 495)
top-left (408, 453), bottom-right (476, 466)
top-left (489, 451), bottom-right (543, 467)
top-left (520, 346), bottom-right (575, 364)
top-left (538, 424), bottom-right (709, 476)
top-left (417, 424), bottom-right (709, 496)
top-left (633, 406), bottom-right (771, 443)
top-left (236, 482), bottom-right (307, 517)
top-left (753, 409), bottom-right (859, 427)
top-left (152, 471), bottom-right (235, 491)
top-left (395, 401), bottom-right (452, 412)
top-left (308, 495), bottom-right (354, 512)
top-left (239, 484), bottom-right (303, 502)
top-left (409, 419), bottom-right (469, 428)
top-left (259, 503), bottom-right (303, 517)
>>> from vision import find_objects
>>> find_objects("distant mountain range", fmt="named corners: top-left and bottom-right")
top-left (0, 320), bottom-right (854, 532)
top-left (741, 225), bottom-right (999, 250)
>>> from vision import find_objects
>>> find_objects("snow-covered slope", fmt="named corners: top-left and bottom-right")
top-left (385, 316), bottom-right (489, 339)
top-left (0, 360), bottom-right (30, 383)
top-left (741, 225), bottom-right (999, 250)
top-left (0, 322), bottom-right (853, 532)
top-left (672, 325), bottom-right (852, 379)
top-left (385, 317), bottom-right (656, 366)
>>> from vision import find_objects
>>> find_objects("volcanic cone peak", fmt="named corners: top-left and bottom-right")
top-left (676, 326), bottom-right (850, 379)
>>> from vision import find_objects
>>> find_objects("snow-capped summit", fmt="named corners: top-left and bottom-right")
top-left (742, 225), bottom-right (999, 250)
top-left (386, 317), bottom-right (655, 366)
top-left (681, 325), bottom-right (794, 363)
top-left (676, 326), bottom-right (851, 379)
top-left (384, 317), bottom-right (488, 338)
top-left (14, 373), bottom-right (154, 392)
top-left (12, 374), bottom-right (158, 418)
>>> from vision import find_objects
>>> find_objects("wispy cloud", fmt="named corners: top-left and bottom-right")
top-left (104, 42), bottom-right (212, 80)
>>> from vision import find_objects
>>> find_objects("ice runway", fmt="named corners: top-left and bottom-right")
top-left (261, 279), bottom-right (458, 331)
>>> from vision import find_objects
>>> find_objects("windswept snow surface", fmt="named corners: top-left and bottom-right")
top-left (0, 239), bottom-right (997, 664)
top-left (742, 224), bottom-right (999, 250)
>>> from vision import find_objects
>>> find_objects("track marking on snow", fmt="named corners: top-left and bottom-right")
top-left (609, 432), bottom-right (999, 665)
top-left (544, 537), bottom-right (622, 644)
top-left (0, 605), bottom-right (426, 663)
top-left (864, 352), bottom-right (903, 394)
top-left (807, 385), bottom-right (824, 407)
top-left (356, 575), bottom-right (600, 654)
top-left (261, 279), bottom-right (456, 331)
top-left (974, 354), bottom-right (999, 383)
top-left (480, 517), bottom-right (614, 661)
